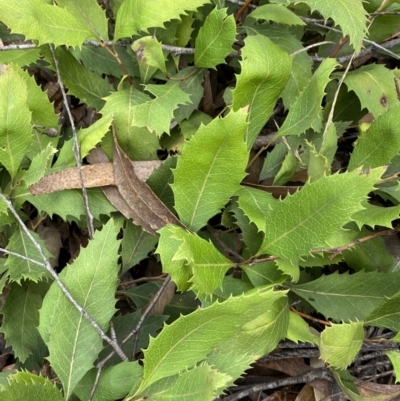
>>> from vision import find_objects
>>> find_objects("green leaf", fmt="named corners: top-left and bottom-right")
top-left (320, 321), bottom-right (364, 369)
top-left (157, 226), bottom-right (233, 296)
top-left (100, 88), bottom-right (159, 161)
top-left (134, 288), bottom-right (288, 394)
top-left (286, 311), bottom-right (319, 345)
top-left (231, 200), bottom-right (263, 256)
top-left (170, 67), bottom-right (205, 123)
top-left (365, 292), bottom-right (400, 331)
top-left (121, 220), bottom-right (158, 273)
top-left (131, 84), bottom-right (191, 137)
top-left (172, 109), bottom-right (249, 231)
top-left (156, 225), bottom-right (191, 292)
top-left (341, 64), bottom-right (398, 118)
top-left (136, 363), bottom-right (230, 401)
top-left (0, 49), bottom-right (40, 67)
top-left (15, 187), bottom-right (117, 224)
top-left (74, 361), bottom-right (143, 401)
top-left (5, 227), bottom-right (52, 283)
top-left (289, 271), bottom-right (400, 321)
top-left (79, 114), bottom-right (113, 159)
top-left (385, 351), bottom-right (400, 383)
top-left (242, 262), bottom-right (288, 288)
top-left (195, 7), bottom-right (236, 68)
top-left (276, 58), bottom-right (339, 138)
top-left (42, 46), bottom-right (113, 111)
top-left (352, 201), bottom-right (400, 229)
top-left (348, 106), bottom-right (400, 171)
top-left (16, 143), bottom-right (57, 187)
top-left (132, 36), bottom-right (167, 75)
top-left (115, 0), bottom-right (210, 40)
top-left (14, 67), bottom-right (59, 136)
top-left (232, 35), bottom-right (291, 147)
top-left (0, 0), bottom-right (92, 47)
top-left (248, 4), bottom-right (306, 26)
top-left (54, 0), bottom-right (108, 40)
top-left (0, 372), bottom-right (63, 401)
top-left (0, 65), bottom-right (32, 179)
top-left (236, 187), bottom-right (277, 232)
top-left (258, 168), bottom-right (384, 260)
top-left (241, 24), bottom-right (312, 109)
top-left (332, 369), bottom-right (400, 401)
top-left (1, 280), bottom-right (49, 363)
top-left (38, 219), bottom-right (121, 399)
top-left (271, 0), bottom-right (367, 52)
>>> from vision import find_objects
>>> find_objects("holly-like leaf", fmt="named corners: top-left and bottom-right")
top-left (5, 227), bottom-right (52, 283)
top-left (17, 143), bottom-right (57, 187)
top-left (0, 372), bottom-right (63, 401)
top-left (247, 4), bottom-right (305, 26)
top-left (275, 58), bottom-right (338, 138)
top-left (352, 201), bottom-right (400, 229)
top-left (38, 219), bottom-right (121, 399)
top-left (1, 280), bottom-right (49, 363)
top-left (241, 24), bottom-right (312, 109)
top-left (79, 114), bottom-right (113, 159)
top-left (133, 288), bottom-right (288, 394)
top-left (386, 351), bottom-right (400, 383)
top-left (286, 312), bottom-right (319, 345)
top-left (132, 36), bottom-right (167, 75)
top-left (156, 226), bottom-right (192, 292)
top-left (341, 64), bottom-right (398, 118)
top-left (0, 0), bottom-right (92, 48)
top-left (170, 67), bottom-right (205, 123)
top-left (159, 225), bottom-right (233, 297)
top-left (100, 88), bottom-right (159, 161)
top-left (320, 321), bottom-right (364, 369)
top-left (289, 271), bottom-right (400, 321)
top-left (270, 0), bottom-right (367, 52)
top-left (258, 168), bottom-right (384, 260)
top-left (0, 66), bottom-right (32, 180)
top-left (136, 363), bottom-right (230, 401)
top-left (195, 7), bottom-right (236, 68)
top-left (131, 84), bottom-right (191, 137)
top-left (54, 0), bottom-right (108, 40)
top-left (15, 187), bottom-right (117, 224)
top-left (114, 0), bottom-right (210, 40)
top-left (42, 46), bottom-right (113, 111)
top-left (232, 35), bottom-right (291, 147)
top-left (236, 187), bottom-right (277, 233)
top-left (365, 292), bottom-right (400, 332)
top-left (121, 220), bottom-right (158, 273)
top-left (172, 109), bottom-right (249, 231)
top-left (348, 106), bottom-right (400, 171)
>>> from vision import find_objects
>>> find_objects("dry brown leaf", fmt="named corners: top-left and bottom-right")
top-left (113, 135), bottom-right (184, 235)
top-left (29, 159), bottom-right (162, 195)
top-left (141, 281), bottom-right (176, 316)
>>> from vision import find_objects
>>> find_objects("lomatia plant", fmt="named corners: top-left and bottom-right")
top-left (1, 0), bottom-right (400, 400)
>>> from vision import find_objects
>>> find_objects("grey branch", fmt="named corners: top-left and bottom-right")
top-left (0, 193), bottom-right (127, 361)
top-left (48, 44), bottom-right (95, 238)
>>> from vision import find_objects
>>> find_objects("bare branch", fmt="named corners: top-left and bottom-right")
top-left (48, 44), bottom-right (95, 239)
top-left (0, 193), bottom-right (127, 361)
top-left (0, 247), bottom-right (46, 267)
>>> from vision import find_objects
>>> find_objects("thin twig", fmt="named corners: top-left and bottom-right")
top-left (48, 44), bottom-right (95, 238)
top-left (223, 369), bottom-right (333, 401)
top-left (131, 274), bottom-right (172, 358)
top-left (0, 193), bottom-right (127, 360)
top-left (89, 274), bottom-right (172, 400)
top-left (0, 247), bottom-right (46, 267)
